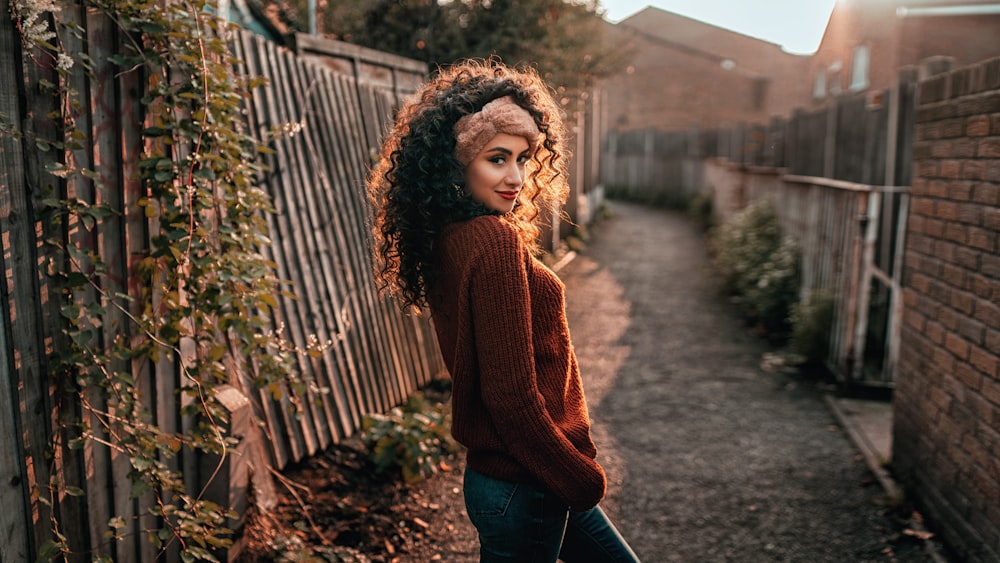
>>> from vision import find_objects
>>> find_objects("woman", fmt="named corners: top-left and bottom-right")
top-left (367, 59), bottom-right (639, 562)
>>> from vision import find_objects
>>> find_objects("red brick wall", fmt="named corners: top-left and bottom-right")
top-left (898, 14), bottom-right (1000, 72)
top-left (602, 8), bottom-right (811, 133)
top-left (805, 1), bottom-right (1000, 111)
top-left (893, 56), bottom-right (1000, 563)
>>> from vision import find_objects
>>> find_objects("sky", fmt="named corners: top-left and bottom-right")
top-left (599, 0), bottom-right (838, 55)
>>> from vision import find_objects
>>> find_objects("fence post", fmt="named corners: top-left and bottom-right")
top-left (685, 126), bottom-right (701, 197)
top-left (733, 123), bottom-right (745, 164)
top-left (886, 66), bottom-right (919, 187)
top-left (788, 109), bottom-right (803, 174)
top-left (202, 384), bottom-right (278, 560)
top-left (604, 129), bottom-right (618, 190)
top-left (894, 66), bottom-right (919, 186)
top-left (823, 101), bottom-right (838, 178)
top-left (919, 55), bottom-right (955, 80)
top-left (644, 128), bottom-right (655, 192)
top-left (0, 9), bottom-right (33, 561)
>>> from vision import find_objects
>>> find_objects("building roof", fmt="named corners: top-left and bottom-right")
top-left (618, 7), bottom-right (807, 77)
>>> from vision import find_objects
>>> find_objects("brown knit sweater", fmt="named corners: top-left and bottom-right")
top-left (429, 215), bottom-right (607, 512)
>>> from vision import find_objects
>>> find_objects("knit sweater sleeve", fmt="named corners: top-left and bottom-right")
top-left (468, 221), bottom-right (606, 511)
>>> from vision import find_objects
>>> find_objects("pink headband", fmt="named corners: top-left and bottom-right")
top-left (453, 96), bottom-right (541, 165)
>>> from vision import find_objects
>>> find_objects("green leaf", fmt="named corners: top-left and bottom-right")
top-left (65, 485), bottom-right (85, 496)
top-left (193, 166), bottom-right (216, 180)
top-left (36, 539), bottom-right (65, 560)
top-left (153, 169), bottom-right (175, 182)
top-left (45, 163), bottom-right (74, 178)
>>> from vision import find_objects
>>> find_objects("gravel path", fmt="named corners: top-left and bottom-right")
top-left (559, 200), bottom-right (935, 562)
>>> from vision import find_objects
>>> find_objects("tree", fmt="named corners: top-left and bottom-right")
top-left (319, 0), bottom-right (633, 94)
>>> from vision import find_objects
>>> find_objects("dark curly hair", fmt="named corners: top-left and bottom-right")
top-left (367, 59), bottom-right (570, 312)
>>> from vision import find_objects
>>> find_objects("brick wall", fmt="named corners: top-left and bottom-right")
top-left (806, 3), bottom-right (1000, 112)
top-left (893, 56), bottom-right (1000, 563)
top-left (603, 8), bottom-right (811, 133)
top-left (605, 45), bottom-right (775, 131)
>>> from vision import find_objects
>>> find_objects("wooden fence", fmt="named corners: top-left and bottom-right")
top-left (600, 128), bottom-right (703, 208)
top-left (232, 30), bottom-right (445, 468)
top-left (603, 66), bottom-right (919, 199)
top-left (1, 11), bottom-right (445, 561)
top-left (705, 164), bottom-right (910, 388)
top-left (708, 69), bottom-right (919, 388)
top-left (602, 66), bottom-right (922, 388)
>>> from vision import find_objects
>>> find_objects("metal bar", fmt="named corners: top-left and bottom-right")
top-left (784, 174), bottom-right (907, 193)
top-left (897, 4), bottom-right (1000, 17)
top-left (852, 191), bottom-right (881, 384)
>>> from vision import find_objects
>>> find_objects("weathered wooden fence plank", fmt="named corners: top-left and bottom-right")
top-left (298, 72), bottom-right (368, 421)
top-left (327, 73), bottom-right (387, 414)
top-left (0, 7), bottom-right (33, 560)
top-left (286, 53), bottom-right (352, 446)
top-left (305, 67), bottom-right (368, 434)
top-left (253, 35), bottom-right (314, 463)
top-left (234, 30), bottom-right (295, 470)
top-left (6, 26), bottom-right (60, 563)
top-left (306, 62), bottom-right (361, 445)
top-left (273, 39), bottom-right (332, 456)
top-left (335, 77), bottom-right (397, 413)
top-left (287, 45), bottom-right (355, 448)
top-left (231, 31), bottom-right (449, 461)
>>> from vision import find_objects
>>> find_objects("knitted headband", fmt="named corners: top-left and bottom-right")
top-left (453, 96), bottom-right (541, 165)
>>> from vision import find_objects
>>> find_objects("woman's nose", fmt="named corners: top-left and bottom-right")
top-left (505, 164), bottom-right (523, 185)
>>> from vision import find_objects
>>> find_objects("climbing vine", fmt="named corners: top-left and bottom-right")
top-left (10, 0), bottom-right (314, 559)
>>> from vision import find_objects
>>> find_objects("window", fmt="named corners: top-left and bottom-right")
top-left (813, 70), bottom-right (826, 99)
top-left (850, 45), bottom-right (871, 91)
top-left (828, 61), bottom-right (842, 96)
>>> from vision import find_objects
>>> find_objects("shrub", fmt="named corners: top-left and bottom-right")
top-left (790, 289), bottom-right (836, 367)
top-left (361, 392), bottom-right (459, 483)
top-left (710, 199), bottom-right (801, 339)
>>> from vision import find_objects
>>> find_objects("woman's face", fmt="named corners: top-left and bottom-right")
top-left (463, 133), bottom-right (532, 213)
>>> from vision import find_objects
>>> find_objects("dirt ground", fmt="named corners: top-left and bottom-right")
top-left (238, 200), bottom-right (946, 562)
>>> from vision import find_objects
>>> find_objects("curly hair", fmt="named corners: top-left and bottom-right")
top-left (367, 59), bottom-right (570, 312)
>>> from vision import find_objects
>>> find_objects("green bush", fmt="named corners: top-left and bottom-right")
top-left (361, 392), bottom-right (459, 484)
top-left (790, 290), bottom-right (836, 366)
top-left (710, 200), bottom-right (801, 338)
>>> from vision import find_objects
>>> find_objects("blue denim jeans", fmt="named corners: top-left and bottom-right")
top-left (463, 467), bottom-right (641, 562)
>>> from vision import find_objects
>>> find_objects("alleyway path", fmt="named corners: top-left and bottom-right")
top-left (558, 200), bottom-right (935, 562)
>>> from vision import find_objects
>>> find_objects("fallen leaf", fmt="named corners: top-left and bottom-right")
top-left (903, 528), bottom-right (934, 541)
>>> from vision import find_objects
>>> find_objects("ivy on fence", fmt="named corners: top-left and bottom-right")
top-left (10, 0), bottom-right (321, 559)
